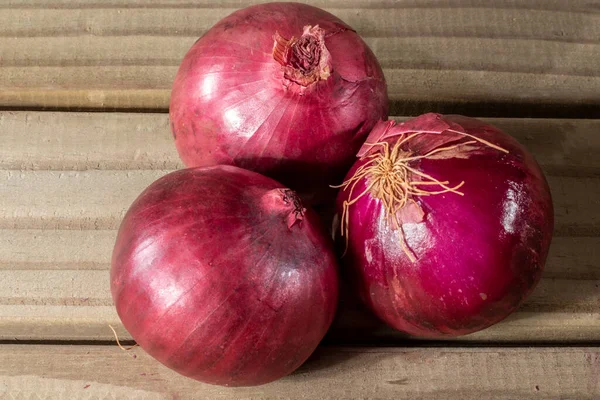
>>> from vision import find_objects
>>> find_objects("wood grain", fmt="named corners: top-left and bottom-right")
top-left (0, 345), bottom-right (598, 399)
top-left (0, 2), bottom-right (599, 115)
top-left (0, 230), bottom-right (598, 342)
top-left (0, 170), bottom-right (169, 230)
top-left (2, 112), bottom-right (600, 176)
top-left (2, 0), bottom-right (598, 11)
top-left (0, 112), bottom-right (183, 171)
top-left (0, 229), bottom-right (114, 271)
top-left (0, 170), bottom-right (596, 235)
top-left (7, 231), bottom-right (598, 278)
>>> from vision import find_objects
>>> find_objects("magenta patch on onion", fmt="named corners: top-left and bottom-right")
top-left (335, 113), bottom-right (554, 337)
top-left (169, 2), bottom-right (388, 203)
top-left (111, 166), bottom-right (339, 386)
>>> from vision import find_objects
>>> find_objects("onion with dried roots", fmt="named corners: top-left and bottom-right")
top-left (170, 2), bottom-right (388, 203)
top-left (111, 166), bottom-right (339, 386)
top-left (335, 113), bottom-right (554, 337)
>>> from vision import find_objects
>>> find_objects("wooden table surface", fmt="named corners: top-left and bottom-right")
top-left (1, 1), bottom-right (599, 398)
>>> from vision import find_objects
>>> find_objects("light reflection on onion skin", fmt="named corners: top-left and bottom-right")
top-left (501, 182), bottom-right (523, 235)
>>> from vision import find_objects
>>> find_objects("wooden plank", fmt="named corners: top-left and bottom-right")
top-left (0, 112), bottom-right (183, 171)
top-left (3, 36), bottom-right (599, 76)
top-left (2, 112), bottom-right (599, 176)
top-left (0, 170), bottom-right (169, 230)
top-left (2, 4), bottom-right (598, 42)
top-left (0, 2), bottom-right (599, 114)
top-left (0, 231), bottom-right (598, 342)
top-left (4, 231), bottom-right (594, 276)
top-left (0, 229), bottom-right (114, 270)
top-left (0, 170), bottom-right (595, 234)
top-left (1, 0), bottom-right (597, 11)
top-left (0, 245), bottom-right (597, 308)
top-left (0, 345), bottom-right (598, 399)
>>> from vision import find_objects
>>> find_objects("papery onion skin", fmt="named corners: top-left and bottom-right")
top-left (170, 2), bottom-right (388, 202)
top-left (111, 165), bottom-right (339, 386)
top-left (335, 114), bottom-right (554, 338)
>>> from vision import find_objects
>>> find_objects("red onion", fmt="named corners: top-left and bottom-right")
top-left (169, 2), bottom-right (388, 202)
top-left (111, 166), bottom-right (339, 386)
top-left (334, 113), bottom-right (554, 337)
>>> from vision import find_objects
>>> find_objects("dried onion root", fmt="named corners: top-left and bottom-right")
top-left (334, 126), bottom-right (508, 261)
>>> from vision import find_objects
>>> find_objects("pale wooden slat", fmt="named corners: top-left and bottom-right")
top-left (3, 231), bottom-right (596, 277)
top-left (551, 177), bottom-right (600, 236)
top-left (1, 6), bottom-right (598, 40)
top-left (2, 112), bottom-right (600, 177)
top-left (0, 229), bottom-right (598, 342)
top-left (2, 273), bottom-right (598, 342)
top-left (8, 305), bottom-right (600, 343)
top-left (2, 245), bottom-right (597, 303)
top-left (0, 229), bottom-right (115, 270)
top-left (543, 237), bottom-right (600, 280)
top-left (0, 89), bottom-right (169, 110)
top-left (1, 271), bottom-right (107, 305)
top-left (0, 345), bottom-right (598, 399)
top-left (0, 170), bottom-right (169, 230)
top-left (452, 312), bottom-right (600, 342)
top-left (4, 68), bottom-right (599, 112)
top-left (1, 272), bottom-right (595, 312)
top-left (0, 3), bottom-right (599, 110)
top-left (333, 281), bottom-right (600, 343)
top-left (2, 71), bottom-right (599, 113)
top-left (0, 306), bottom-right (122, 341)
top-left (6, 36), bottom-right (599, 79)
top-left (0, 170), bottom-right (595, 234)
top-left (0, 112), bottom-right (183, 171)
top-left (1, 0), bottom-right (597, 11)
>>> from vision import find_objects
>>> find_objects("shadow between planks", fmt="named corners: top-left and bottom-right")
top-left (0, 111), bottom-right (598, 344)
top-left (0, 1), bottom-right (599, 117)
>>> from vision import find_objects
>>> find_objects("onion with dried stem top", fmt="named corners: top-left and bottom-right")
top-left (335, 113), bottom-right (554, 337)
top-left (169, 2), bottom-right (388, 205)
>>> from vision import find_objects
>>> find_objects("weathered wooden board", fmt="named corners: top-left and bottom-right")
top-left (0, 1), bottom-right (599, 115)
top-left (0, 111), bottom-right (598, 342)
top-left (0, 170), bottom-right (596, 233)
top-left (1, 230), bottom-right (598, 342)
top-left (0, 112), bottom-right (182, 171)
top-left (2, 112), bottom-right (600, 176)
top-left (0, 345), bottom-right (598, 399)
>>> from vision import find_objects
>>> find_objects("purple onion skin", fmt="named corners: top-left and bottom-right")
top-left (111, 166), bottom-right (339, 386)
top-left (170, 2), bottom-right (388, 203)
top-left (336, 115), bottom-right (554, 337)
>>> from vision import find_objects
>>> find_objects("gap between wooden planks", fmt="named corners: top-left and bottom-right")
top-left (0, 1), bottom-right (599, 116)
top-left (0, 111), bottom-right (598, 342)
top-left (0, 345), bottom-right (598, 399)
